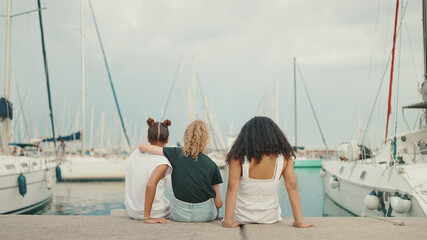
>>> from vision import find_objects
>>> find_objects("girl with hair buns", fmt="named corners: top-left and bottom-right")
top-left (222, 116), bottom-right (314, 228)
top-left (125, 118), bottom-right (173, 224)
top-left (138, 119), bottom-right (223, 222)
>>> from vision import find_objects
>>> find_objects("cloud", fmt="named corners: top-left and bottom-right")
top-left (0, 0), bottom-right (423, 149)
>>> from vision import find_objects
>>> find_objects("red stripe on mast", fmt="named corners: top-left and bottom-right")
top-left (385, 0), bottom-right (400, 143)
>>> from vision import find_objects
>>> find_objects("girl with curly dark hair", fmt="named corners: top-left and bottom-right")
top-left (222, 116), bottom-right (313, 228)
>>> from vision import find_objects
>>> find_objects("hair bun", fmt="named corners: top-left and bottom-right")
top-left (162, 119), bottom-right (172, 127)
top-left (147, 117), bottom-right (156, 127)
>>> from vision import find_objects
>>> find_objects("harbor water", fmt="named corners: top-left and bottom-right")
top-left (35, 167), bottom-right (354, 217)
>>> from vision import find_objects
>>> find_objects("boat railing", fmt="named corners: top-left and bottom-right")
top-left (401, 107), bottom-right (424, 163)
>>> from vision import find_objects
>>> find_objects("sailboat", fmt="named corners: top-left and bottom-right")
top-left (189, 57), bottom-right (227, 169)
top-left (0, 0), bottom-right (58, 214)
top-left (160, 55), bottom-right (226, 168)
top-left (256, 67), bottom-right (333, 168)
top-left (59, 0), bottom-right (129, 180)
top-left (322, 0), bottom-right (427, 217)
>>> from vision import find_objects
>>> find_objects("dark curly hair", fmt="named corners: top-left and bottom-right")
top-left (226, 116), bottom-right (294, 164)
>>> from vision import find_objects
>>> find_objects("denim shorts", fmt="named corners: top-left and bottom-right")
top-left (171, 197), bottom-right (218, 222)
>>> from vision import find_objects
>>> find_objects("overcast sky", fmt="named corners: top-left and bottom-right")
top-left (0, 0), bottom-right (425, 150)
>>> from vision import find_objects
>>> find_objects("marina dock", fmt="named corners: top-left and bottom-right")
top-left (1, 215), bottom-right (426, 240)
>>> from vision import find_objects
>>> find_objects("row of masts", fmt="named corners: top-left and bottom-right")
top-left (257, 57), bottom-right (328, 150)
top-left (81, 0), bottom-right (86, 155)
top-left (80, 0), bottom-right (132, 155)
top-left (256, 58), bottom-right (297, 147)
top-left (1, 0), bottom-right (55, 154)
top-left (186, 56), bottom-right (226, 150)
top-left (1, 0), bottom-right (133, 155)
top-left (163, 55), bottom-right (225, 150)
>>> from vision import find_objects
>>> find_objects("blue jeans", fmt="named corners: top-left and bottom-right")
top-left (171, 197), bottom-right (218, 222)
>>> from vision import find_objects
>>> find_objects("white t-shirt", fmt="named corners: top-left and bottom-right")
top-left (125, 149), bottom-right (172, 219)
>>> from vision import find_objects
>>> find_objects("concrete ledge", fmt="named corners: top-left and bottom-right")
top-left (243, 217), bottom-right (427, 240)
top-left (110, 209), bottom-right (127, 216)
top-left (1, 216), bottom-right (426, 240)
top-left (0, 215), bottom-right (241, 240)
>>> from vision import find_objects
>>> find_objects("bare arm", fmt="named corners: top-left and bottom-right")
top-left (283, 158), bottom-right (314, 228)
top-left (144, 165), bottom-right (170, 224)
top-left (212, 184), bottom-right (223, 209)
top-left (222, 159), bottom-right (241, 228)
top-left (138, 143), bottom-right (164, 156)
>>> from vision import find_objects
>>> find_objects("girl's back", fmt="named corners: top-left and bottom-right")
top-left (247, 155), bottom-right (282, 179)
top-left (163, 147), bottom-right (222, 203)
top-left (235, 155), bottom-right (284, 223)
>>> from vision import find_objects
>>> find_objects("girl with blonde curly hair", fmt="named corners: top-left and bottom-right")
top-left (139, 119), bottom-right (223, 222)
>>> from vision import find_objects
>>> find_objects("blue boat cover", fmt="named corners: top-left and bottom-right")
top-left (0, 97), bottom-right (13, 120)
top-left (42, 131), bottom-right (81, 142)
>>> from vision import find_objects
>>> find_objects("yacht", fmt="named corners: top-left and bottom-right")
top-left (322, 0), bottom-right (427, 217)
top-left (0, 0), bottom-right (58, 214)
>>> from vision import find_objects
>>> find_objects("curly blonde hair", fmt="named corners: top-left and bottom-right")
top-left (182, 120), bottom-right (209, 160)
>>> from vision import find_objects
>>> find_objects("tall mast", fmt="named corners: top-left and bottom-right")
top-left (384, 0), bottom-right (400, 143)
top-left (186, 76), bottom-right (192, 124)
top-left (61, 98), bottom-right (66, 135)
top-left (100, 111), bottom-right (105, 150)
top-left (88, 0), bottom-right (131, 148)
top-left (191, 55), bottom-right (196, 120)
top-left (293, 57), bottom-right (297, 148)
top-left (37, 0), bottom-right (57, 148)
top-left (187, 56), bottom-right (196, 124)
top-left (177, 55), bottom-right (182, 144)
top-left (81, 0), bottom-right (86, 155)
top-left (89, 106), bottom-right (94, 148)
top-left (1, 0), bottom-right (12, 154)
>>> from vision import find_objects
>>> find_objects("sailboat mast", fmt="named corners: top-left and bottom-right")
top-left (81, 0), bottom-right (86, 156)
top-left (177, 55), bottom-right (182, 145)
top-left (89, 106), bottom-right (94, 148)
top-left (88, 0), bottom-right (131, 148)
top-left (384, 0), bottom-right (400, 143)
top-left (1, 0), bottom-right (12, 154)
top-left (37, 0), bottom-right (57, 148)
top-left (293, 57), bottom-right (297, 149)
top-left (186, 56), bottom-right (196, 124)
top-left (100, 111), bottom-right (105, 150)
top-left (191, 55), bottom-right (196, 121)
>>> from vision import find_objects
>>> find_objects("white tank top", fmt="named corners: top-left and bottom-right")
top-left (234, 155), bottom-right (284, 224)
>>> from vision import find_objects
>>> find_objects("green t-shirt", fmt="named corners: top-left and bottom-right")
top-left (163, 147), bottom-right (223, 203)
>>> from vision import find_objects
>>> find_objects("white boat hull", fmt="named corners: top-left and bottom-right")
top-left (60, 155), bottom-right (128, 180)
top-left (323, 160), bottom-right (427, 217)
top-left (0, 156), bottom-right (56, 214)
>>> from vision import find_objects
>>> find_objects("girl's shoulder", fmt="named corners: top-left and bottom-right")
top-left (198, 152), bottom-right (211, 161)
top-left (199, 153), bottom-right (217, 165)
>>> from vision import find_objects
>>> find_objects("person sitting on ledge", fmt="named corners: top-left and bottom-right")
top-left (139, 119), bottom-right (223, 222)
top-left (125, 118), bottom-right (172, 224)
top-left (222, 116), bottom-right (314, 228)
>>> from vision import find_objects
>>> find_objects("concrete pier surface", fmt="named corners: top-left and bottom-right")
top-left (1, 215), bottom-right (426, 240)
